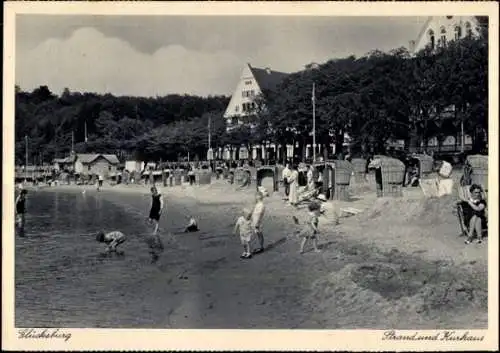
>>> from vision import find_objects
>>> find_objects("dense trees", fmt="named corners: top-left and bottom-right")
top-left (15, 31), bottom-right (487, 165)
top-left (15, 88), bottom-right (229, 164)
top-left (260, 34), bottom-right (487, 160)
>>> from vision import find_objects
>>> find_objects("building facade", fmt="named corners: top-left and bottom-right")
top-left (73, 154), bottom-right (120, 177)
top-left (222, 64), bottom-right (289, 161)
top-left (409, 16), bottom-right (482, 54)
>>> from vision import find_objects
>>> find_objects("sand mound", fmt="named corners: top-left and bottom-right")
top-left (306, 261), bottom-right (487, 328)
top-left (366, 195), bottom-right (458, 225)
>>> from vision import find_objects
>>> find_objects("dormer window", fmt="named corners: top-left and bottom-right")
top-left (454, 25), bottom-right (462, 40)
top-left (465, 21), bottom-right (472, 37)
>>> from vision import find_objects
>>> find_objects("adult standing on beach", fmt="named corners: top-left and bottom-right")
top-left (288, 165), bottom-right (299, 206)
top-left (15, 189), bottom-right (28, 236)
top-left (282, 163), bottom-right (291, 198)
top-left (148, 186), bottom-right (164, 235)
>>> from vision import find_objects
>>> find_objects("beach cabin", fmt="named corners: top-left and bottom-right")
top-left (53, 156), bottom-right (75, 172)
top-left (74, 154), bottom-right (120, 178)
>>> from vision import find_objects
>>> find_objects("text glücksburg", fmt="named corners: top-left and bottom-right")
top-left (383, 330), bottom-right (484, 342)
top-left (18, 328), bottom-right (72, 342)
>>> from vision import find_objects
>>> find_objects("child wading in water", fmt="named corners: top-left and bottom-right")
top-left (234, 208), bottom-right (254, 259)
top-left (298, 202), bottom-right (322, 254)
top-left (96, 231), bottom-right (126, 255)
top-left (147, 186), bottom-right (165, 262)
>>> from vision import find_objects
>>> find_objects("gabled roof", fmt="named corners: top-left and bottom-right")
top-left (249, 65), bottom-right (289, 92)
top-left (76, 153), bottom-right (120, 165)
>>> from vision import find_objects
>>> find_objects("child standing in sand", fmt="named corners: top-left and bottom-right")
top-left (252, 192), bottom-right (266, 254)
top-left (234, 208), bottom-right (254, 259)
top-left (298, 202), bottom-right (322, 254)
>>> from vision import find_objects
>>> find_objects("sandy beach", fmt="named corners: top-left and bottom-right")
top-left (17, 179), bottom-right (487, 328)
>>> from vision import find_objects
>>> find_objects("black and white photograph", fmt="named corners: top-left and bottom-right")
top-left (3, 1), bottom-right (498, 351)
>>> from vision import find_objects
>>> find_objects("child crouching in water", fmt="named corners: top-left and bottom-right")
top-left (234, 208), bottom-right (254, 259)
top-left (96, 231), bottom-right (126, 255)
top-left (298, 202), bottom-right (322, 254)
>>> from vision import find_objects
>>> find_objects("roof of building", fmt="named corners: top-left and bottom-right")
top-left (76, 154), bottom-right (120, 165)
top-left (249, 65), bottom-right (289, 92)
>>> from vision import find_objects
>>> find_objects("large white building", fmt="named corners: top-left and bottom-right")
top-left (409, 16), bottom-right (482, 54)
top-left (222, 63), bottom-right (289, 160)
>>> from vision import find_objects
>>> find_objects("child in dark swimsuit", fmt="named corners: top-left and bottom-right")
top-left (148, 186), bottom-right (164, 234)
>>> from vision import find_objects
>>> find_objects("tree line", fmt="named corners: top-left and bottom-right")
top-left (242, 32), bottom-right (488, 162)
top-left (15, 28), bottom-right (487, 165)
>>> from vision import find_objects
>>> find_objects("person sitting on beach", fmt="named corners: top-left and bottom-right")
top-left (234, 208), bottom-right (255, 259)
top-left (96, 230), bottom-right (126, 255)
top-left (184, 216), bottom-right (199, 233)
top-left (15, 189), bottom-right (28, 236)
top-left (298, 202), bottom-right (322, 254)
top-left (252, 191), bottom-right (266, 254)
top-left (464, 184), bottom-right (487, 245)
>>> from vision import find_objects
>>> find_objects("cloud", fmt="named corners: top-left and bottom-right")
top-left (16, 27), bottom-right (242, 97)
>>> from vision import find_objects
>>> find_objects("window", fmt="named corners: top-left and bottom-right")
top-left (245, 80), bottom-right (252, 85)
top-left (454, 26), bottom-right (462, 40)
top-left (428, 29), bottom-right (435, 50)
top-left (88, 165), bottom-right (91, 171)
top-left (242, 91), bottom-right (246, 98)
top-left (250, 90), bottom-right (255, 97)
top-left (440, 26), bottom-right (447, 47)
top-left (235, 105), bottom-right (239, 112)
top-left (465, 22), bottom-right (472, 37)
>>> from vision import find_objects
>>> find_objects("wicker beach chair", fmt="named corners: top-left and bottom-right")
top-left (371, 156), bottom-right (405, 197)
top-left (351, 158), bottom-right (367, 183)
top-left (465, 155), bottom-right (488, 192)
top-left (333, 160), bottom-right (354, 200)
top-left (256, 166), bottom-right (279, 193)
top-left (196, 169), bottom-right (212, 185)
top-left (411, 154), bottom-right (435, 180)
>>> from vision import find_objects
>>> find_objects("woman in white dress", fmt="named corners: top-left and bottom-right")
top-left (288, 165), bottom-right (299, 206)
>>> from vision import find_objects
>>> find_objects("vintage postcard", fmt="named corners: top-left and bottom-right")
top-left (2, 1), bottom-right (498, 351)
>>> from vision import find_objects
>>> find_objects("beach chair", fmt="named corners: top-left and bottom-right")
top-left (256, 166), bottom-right (279, 194)
top-left (456, 200), bottom-right (488, 238)
top-left (351, 158), bottom-right (367, 183)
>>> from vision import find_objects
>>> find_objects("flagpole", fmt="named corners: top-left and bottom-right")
top-left (312, 82), bottom-right (316, 163)
top-left (25, 135), bottom-right (28, 182)
top-left (84, 121), bottom-right (88, 143)
top-left (71, 131), bottom-right (74, 153)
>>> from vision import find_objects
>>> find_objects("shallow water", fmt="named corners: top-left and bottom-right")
top-left (15, 191), bottom-right (183, 327)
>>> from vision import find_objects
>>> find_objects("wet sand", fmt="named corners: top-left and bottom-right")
top-left (16, 181), bottom-right (487, 328)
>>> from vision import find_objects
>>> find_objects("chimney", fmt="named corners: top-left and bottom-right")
top-left (265, 67), bottom-right (271, 74)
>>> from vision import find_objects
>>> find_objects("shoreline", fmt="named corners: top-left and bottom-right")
top-left (17, 180), bottom-right (488, 328)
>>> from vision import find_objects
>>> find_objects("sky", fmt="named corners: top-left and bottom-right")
top-left (15, 15), bottom-right (429, 97)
